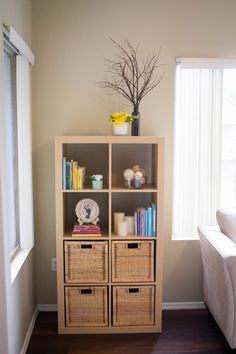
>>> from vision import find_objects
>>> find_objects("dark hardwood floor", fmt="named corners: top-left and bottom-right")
top-left (26, 309), bottom-right (236, 354)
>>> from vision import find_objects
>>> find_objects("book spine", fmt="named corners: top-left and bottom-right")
top-left (72, 161), bottom-right (78, 190)
top-left (137, 209), bottom-right (141, 236)
top-left (66, 161), bottom-right (71, 190)
top-left (134, 211), bottom-right (138, 236)
top-left (145, 209), bottom-right (148, 236)
top-left (151, 202), bottom-right (157, 236)
top-left (146, 206), bottom-right (152, 236)
top-left (77, 167), bottom-right (81, 189)
top-left (69, 160), bottom-right (73, 189)
top-left (140, 208), bottom-right (146, 236)
top-left (62, 157), bottom-right (67, 190)
top-left (81, 167), bottom-right (85, 188)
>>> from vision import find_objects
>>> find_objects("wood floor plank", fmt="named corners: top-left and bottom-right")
top-left (26, 309), bottom-right (235, 354)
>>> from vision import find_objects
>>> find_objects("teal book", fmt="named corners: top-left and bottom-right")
top-left (62, 157), bottom-right (67, 190)
top-left (151, 202), bottom-right (157, 236)
top-left (146, 206), bottom-right (152, 236)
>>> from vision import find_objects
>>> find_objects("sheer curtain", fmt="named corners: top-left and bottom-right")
top-left (173, 59), bottom-right (224, 239)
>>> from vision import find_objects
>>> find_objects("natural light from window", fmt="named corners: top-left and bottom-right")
top-left (173, 59), bottom-right (236, 240)
top-left (221, 69), bottom-right (236, 208)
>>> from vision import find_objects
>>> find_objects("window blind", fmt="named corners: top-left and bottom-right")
top-left (173, 60), bottom-right (223, 239)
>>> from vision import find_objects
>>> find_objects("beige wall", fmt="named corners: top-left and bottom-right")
top-left (32, 0), bottom-right (236, 304)
top-left (0, 0), bottom-right (36, 353)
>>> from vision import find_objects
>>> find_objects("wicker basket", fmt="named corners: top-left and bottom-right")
top-left (64, 241), bottom-right (108, 283)
top-left (112, 286), bottom-right (155, 326)
top-left (112, 240), bottom-right (154, 282)
top-left (65, 286), bottom-right (108, 327)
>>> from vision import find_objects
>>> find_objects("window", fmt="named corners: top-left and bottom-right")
top-left (3, 39), bottom-right (20, 256)
top-left (173, 58), bottom-right (236, 240)
top-left (1, 26), bottom-right (34, 281)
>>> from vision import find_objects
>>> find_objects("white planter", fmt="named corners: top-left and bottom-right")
top-left (112, 122), bottom-right (129, 135)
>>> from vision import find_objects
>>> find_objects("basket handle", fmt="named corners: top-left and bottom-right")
top-left (80, 289), bottom-right (93, 295)
top-left (128, 288), bottom-right (140, 293)
top-left (81, 244), bottom-right (92, 249)
top-left (127, 243), bottom-right (139, 249)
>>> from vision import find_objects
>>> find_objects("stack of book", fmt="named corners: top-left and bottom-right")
top-left (72, 223), bottom-right (101, 236)
top-left (134, 202), bottom-right (157, 237)
top-left (62, 157), bottom-right (85, 190)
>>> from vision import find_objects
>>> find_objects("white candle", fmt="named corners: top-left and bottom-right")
top-left (114, 212), bottom-right (125, 234)
top-left (117, 221), bottom-right (128, 236)
top-left (125, 216), bottom-right (135, 235)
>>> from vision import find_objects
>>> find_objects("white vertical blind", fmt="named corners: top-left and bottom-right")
top-left (221, 69), bottom-right (236, 208)
top-left (16, 54), bottom-right (34, 250)
top-left (173, 62), bottom-right (223, 239)
top-left (3, 45), bottom-right (19, 252)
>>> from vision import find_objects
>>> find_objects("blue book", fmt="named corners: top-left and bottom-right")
top-left (151, 202), bottom-right (157, 236)
top-left (146, 206), bottom-right (152, 236)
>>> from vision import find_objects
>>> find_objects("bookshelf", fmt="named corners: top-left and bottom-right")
top-left (55, 136), bottom-right (164, 334)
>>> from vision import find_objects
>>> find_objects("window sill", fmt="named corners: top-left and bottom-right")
top-left (172, 237), bottom-right (199, 241)
top-left (11, 247), bottom-right (31, 284)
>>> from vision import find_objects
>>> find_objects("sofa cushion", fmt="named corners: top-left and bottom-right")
top-left (216, 208), bottom-right (236, 243)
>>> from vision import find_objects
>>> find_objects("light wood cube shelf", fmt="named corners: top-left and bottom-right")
top-left (55, 136), bottom-right (164, 334)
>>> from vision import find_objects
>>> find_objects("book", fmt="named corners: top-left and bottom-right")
top-left (151, 202), bottom-right (157, 236)
top-left (72, 161), bottom-right (78, 190)
top-left (72, 223), bottom-right (101, 235)
top-left (134, 211), bottom-right (138, 235)
top-left (146, 206), bottom-right (152, 236)
top-left (62, 157), bottom-right (85, 190)
top-left (62, 157), bottom-right (67, 190)
top-left (66, 161), bottom-right (71, 190)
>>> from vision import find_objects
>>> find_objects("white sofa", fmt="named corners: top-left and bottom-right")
top-left (198, 208), bottom-right (236, 349)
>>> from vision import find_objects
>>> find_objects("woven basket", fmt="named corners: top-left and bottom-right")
top-left (112, 286), bottom-right (155, 326)
top-left (65, 286), bottom-right (108, 327)
top-left (112, 240), bottom-right (154, 282)
top-left (64, 241), bottom-right (108, 283)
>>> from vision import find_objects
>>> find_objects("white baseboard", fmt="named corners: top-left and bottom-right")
top-left (163, 301), bottom-right (205, 310)
top-left (38, 304), bottom-right (58, 312)
top-left (20, 306), bottom-right (39, 354)
top-left (37, 302), bottom-right (205, 312)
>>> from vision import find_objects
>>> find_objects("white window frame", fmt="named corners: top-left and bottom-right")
top-left (1, 25), bottom-right (34, 282)
top-left (173, 58), bottom-right (236, 240)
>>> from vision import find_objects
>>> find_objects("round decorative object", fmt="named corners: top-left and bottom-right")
top-left (123, 168), bottom-right (135, 188)
top-left (75, 198), bottom-right (99, 225)
top-left (123, 168), bottom-right (134, 181)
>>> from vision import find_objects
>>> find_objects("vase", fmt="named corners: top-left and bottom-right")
top-left (112, 122), bottom-right (129, 135)
top-left (131, 109), bottom-right (140, 136)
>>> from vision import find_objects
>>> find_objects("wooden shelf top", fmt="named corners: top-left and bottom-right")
top-left (55, 135), bottom-right (164, 144)
top-left (62, 184), bottom-right (157, 193)
top-left (63, 233), bottom-right (157, 240)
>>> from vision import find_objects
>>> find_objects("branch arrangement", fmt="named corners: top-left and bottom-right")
top-left (98, 39), bottom-right (165, 114)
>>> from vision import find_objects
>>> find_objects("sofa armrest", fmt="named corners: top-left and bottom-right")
top-left (198, 226), bottom-right (236, 258)
top-left (198, 226), bottom-right (236, 348)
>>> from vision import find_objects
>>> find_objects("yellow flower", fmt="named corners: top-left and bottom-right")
top-left (109, 112), bottom-right (133, 126)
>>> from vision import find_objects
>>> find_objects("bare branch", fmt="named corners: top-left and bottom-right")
top-left (97, 39), bottom-right (165, 111)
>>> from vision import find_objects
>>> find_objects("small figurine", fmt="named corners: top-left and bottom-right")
top-left (133, 170), bottom-right (143, 188)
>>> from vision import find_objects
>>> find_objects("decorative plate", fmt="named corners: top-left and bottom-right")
top-left (75, 198), bottom-right (99, 225)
